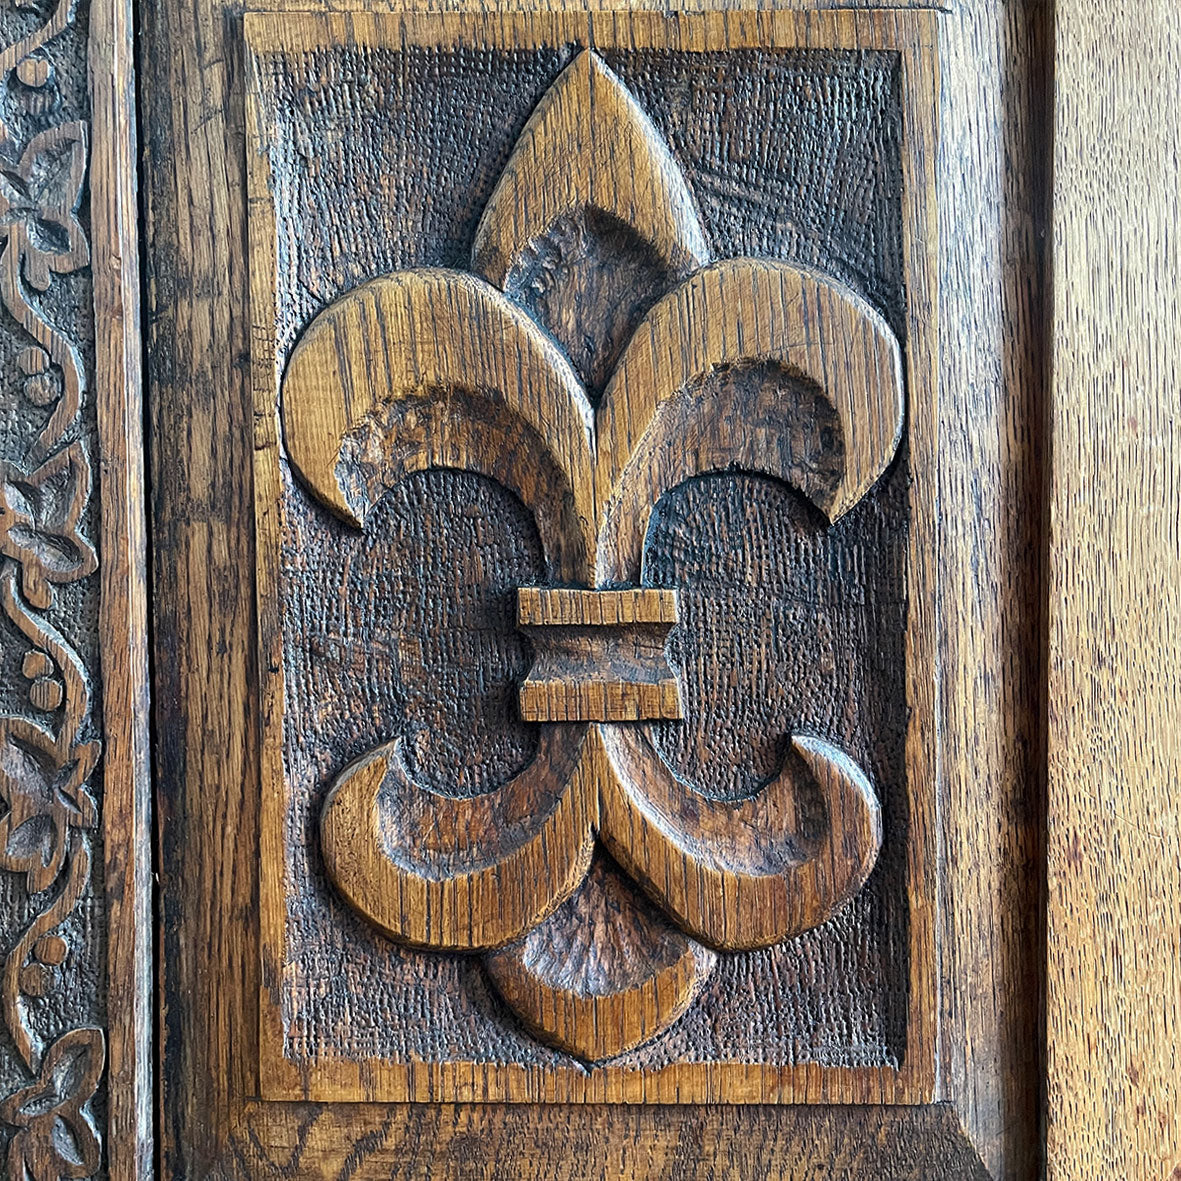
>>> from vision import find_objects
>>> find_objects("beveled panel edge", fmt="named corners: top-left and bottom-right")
top-left (244, 5), bottom-right (939, 1107)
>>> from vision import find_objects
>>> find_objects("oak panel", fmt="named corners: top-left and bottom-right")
top-left (247, 8), bottom-right (937, 1106)
top-left (1047, 0), bottom-right (1181, 1176)
top-left (143, 0), bottom-right (1047, 1175)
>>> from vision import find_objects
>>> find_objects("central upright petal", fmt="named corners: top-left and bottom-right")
top-left (473, 50), bottom-right (710, 398)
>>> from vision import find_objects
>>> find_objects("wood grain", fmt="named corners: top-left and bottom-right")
top-left (517, 588), bottom-right (682, 724)
top-left (0, 0), bottom-right (148, 1165)
top-left (229, 1101), bottom-right (991, 1180)
top-left (91, 0), bottom-right (153, 1165)
top-left (1046, 2), bottom-right (1181, 1177)
top-left (247, 9), bottom-right (935, 1102)
top-left (143, 0), bottom-right (1045, 1175)
top-left (933, 3), bottom-right (1050, 1175)
top-left (517, 588), bottom-right (678, 627)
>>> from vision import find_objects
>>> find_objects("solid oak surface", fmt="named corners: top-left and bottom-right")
top-left (1046, 0), bottom-right (1181, 1177)
top-left (248, 8), bottom-right (937, 1106)
top-left (2, 0), bottom-right (1174, 1169)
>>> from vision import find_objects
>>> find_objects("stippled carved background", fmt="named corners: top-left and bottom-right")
top-left (255, 43), bottom-right (910, 1073)
top-left (0, 0), bottom-right (106, 1175)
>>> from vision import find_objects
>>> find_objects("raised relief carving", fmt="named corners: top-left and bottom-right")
top-left (0, 2), bottom-right (102, 1176)
top-left (280, 51), bottom-right (901, 1060)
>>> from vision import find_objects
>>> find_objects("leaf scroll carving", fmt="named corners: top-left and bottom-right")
top-left (282, 50), bottom-right (903, 1063)
top-left (0, 0), bottom-right (104, 1172)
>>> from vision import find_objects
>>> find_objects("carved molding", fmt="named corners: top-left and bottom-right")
top-left (282, 51), bottom-right (897, 1062)
top-left (0, 0), bottom-right (102, 1175)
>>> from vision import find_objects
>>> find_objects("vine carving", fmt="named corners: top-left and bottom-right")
top-left (0, 0), bottom-right (101, 1175)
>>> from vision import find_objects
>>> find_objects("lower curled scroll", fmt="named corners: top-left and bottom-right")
top-left (320, 728), bottom-right (595, 952)
top-left (597, 727), bottom-right (882, 952)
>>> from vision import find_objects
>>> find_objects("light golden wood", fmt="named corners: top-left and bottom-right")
top-left (1046, 2), bottom-right (1181, 1177)
top-left (517, 588), bottom-right (679, 627)
top-left (320, 732), bottom-right (595, 950)
top-left (517, 588), bottom-right (682, 724)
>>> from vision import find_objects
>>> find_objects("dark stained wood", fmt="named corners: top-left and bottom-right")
top-left (141, 0), bottom-right (1047, 1177)
top-left (247, 10), bottom-right (935, 1105)
top-left (0, 0), bottom-right (149, 1165)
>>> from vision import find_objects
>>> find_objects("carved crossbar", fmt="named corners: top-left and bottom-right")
top-left (516, 588), bottom-right (682, 723)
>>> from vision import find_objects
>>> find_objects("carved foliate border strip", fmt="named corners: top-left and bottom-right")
top-left (0, 0), bottom-right (148, 1171)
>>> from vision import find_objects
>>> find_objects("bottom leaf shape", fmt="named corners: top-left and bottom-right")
top-left (485, 853), bottom-right (715, 1063)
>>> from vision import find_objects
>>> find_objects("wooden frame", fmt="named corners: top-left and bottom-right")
top-left (2, 0), bottom-right (1176, 1172)
top-left (245, 6), bottom-right (940, 1109)
top-left (27, 0), bottom-right (1168, 1175)
top-left (93, 0), bottom-right (154, 1170)
top-left (142, 0), bottom-right (1048, 1171)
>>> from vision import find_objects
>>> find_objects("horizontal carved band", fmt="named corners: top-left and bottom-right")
top-left (517, 587), bottom-right (682, 723)
top-left (519, 679), bottom-right (682, 725)
top-left (517, 587), bottom-right (679, 627)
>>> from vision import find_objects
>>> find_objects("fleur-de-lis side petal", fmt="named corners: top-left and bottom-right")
top-left (280, 50), bottom-right (903, 1062)
top-left (319, 732), bottom-right (595, 950)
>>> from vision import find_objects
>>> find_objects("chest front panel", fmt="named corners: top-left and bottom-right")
top-left (247, 10), bottom-right (937, 1107)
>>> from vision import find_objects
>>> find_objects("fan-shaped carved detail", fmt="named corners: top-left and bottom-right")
top-left (485, 854), bottom-right (714, 1062)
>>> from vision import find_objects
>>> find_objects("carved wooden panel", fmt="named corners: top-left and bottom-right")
top-left (0, 0), bottom-right (147, 1171)
top-left (247, 10), bottom-right (937, 1105)
top-left (0, 7), bottom-right (105, 1178)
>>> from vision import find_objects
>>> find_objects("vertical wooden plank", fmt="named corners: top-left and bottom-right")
top-left (1047, 2), bottom-right (1181, 1177)
top-left (937, 1), bottom-right (1049, 1174)
top-left (0, 0), bottom-right (148, 1166)
top-left (91, 0), bottom-right (154, 1168)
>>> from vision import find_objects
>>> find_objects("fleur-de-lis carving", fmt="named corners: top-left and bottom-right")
top-left (0, 1027), bottom-right (103, 1181)
top-left (281, 51), bottom-right (903, 1061)
top-left (0, 443), bottom-right (98, 610)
